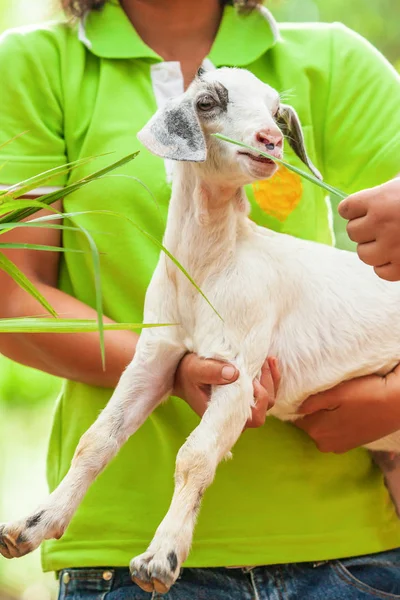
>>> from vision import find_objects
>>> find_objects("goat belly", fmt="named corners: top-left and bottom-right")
top-left (247, 232), bottom-right (400, 455)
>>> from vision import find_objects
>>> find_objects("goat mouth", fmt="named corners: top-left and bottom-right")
top-left (238, 151), bottom-right (276, 165)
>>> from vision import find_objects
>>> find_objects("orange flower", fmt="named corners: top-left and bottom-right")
top-left (252, 165), bottom-right (303, 222)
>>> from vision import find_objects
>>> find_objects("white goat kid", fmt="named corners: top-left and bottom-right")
top-left (1, 67), bottom-right (400, 595)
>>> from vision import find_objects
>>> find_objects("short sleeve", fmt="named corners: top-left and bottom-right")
top-left (0, 27), bottom-right (67, 188)
top-left (322, 24), bottom-right (400, 249)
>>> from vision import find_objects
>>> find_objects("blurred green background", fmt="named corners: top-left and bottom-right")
top-left (0, 0), bottom-right (399, 598)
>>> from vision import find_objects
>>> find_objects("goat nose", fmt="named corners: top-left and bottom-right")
top-left (256, 130), bottom-right (283, 150)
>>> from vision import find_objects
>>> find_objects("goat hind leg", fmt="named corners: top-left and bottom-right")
top-left (0, 336), bottom-right (185, 560)
top-left (130, 372), bottom-right (253, 594)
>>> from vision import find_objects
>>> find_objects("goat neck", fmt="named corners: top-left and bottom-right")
top-left (163, 161), bottom-right (250, 281)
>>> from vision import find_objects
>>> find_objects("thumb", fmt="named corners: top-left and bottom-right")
top-left (188, 356), bottom-right (239, 386)
top-left (297, 388), bottom-right (340, 415)
top-left (338, 190), bottom-right (369, 220)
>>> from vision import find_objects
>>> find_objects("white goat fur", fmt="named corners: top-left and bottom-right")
top-left (1, 67), bottom-right (400, 594)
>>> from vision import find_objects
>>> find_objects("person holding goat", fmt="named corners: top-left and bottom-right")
top-left (0, 0), bottom-right (400, 598)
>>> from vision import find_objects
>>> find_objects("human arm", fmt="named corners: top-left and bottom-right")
top-left (0, 203), bottom-right (138, 387)
top-left (295, 366), bottom-right (400, 453)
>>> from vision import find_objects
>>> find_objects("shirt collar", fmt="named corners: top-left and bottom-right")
top-left (210, 4), bottom-right (279, 66)
top-left (80, 2), bottom-right (279, 64)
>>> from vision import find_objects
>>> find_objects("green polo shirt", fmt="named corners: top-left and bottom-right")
top-left (1, 2), bottom-right (400, 573)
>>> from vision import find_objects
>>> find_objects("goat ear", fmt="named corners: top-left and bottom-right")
top-left (276, 104), bottom-right (322, 180)
top-left (137, 95), bottom-right (207, 162)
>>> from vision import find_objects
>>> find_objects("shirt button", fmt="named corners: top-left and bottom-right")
top-left (102, 570), bottom-right (113, 581)
top-left (62, 572), bottom-right (70, 584)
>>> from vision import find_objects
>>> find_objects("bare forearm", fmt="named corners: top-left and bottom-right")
top-left (0, 283), bottom-right (138, 388)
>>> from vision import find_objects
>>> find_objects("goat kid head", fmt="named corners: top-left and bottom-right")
top-left (138, 67), bottom-right (321, 187)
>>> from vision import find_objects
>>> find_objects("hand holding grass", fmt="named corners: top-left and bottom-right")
top-left (339, 178), bottom-right (400, 282)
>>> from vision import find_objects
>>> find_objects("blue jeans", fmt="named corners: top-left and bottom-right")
top-left (58, 549), bottom-right (400, 599)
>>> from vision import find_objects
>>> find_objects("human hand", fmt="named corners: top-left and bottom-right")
top-left (173, 354), bottom-right (280, 428)
top-left (296, 366), bottom-right (400, 453)
top-left (338, 177), bottom-right (400, 281)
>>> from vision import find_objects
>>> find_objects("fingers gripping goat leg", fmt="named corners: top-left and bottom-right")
top-left (0, 339), bottom-right (185, 560)
top-left (130, 373), bottom-right (253, 594)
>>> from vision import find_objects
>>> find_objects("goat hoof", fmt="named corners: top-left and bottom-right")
top-left (0, 523), bottom-right (33, 559)
top-left (130, 549), bottom-right (180, 594)
top-left (0, 511), bottom-right (65, 560)
top-left (153, 578), bottom-right (170, 594)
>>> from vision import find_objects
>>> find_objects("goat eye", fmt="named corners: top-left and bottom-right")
top-left (197, 95), bottom-right (216, 111)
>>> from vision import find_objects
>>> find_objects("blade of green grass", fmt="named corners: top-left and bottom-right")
top-left (0, 243), bottom-right (86, 253)
top-left (1, 155), bottom-right (108, 199)
top-left (75, 223), bottom-right (106, 368)
top-left (0, 131), bottom-right (28, 152)
top-left (0, 151), bottom-right (140, 225)
top-left (0, 199), bottom-right (60, 216)
top-left (119, 217), bottom-right (223, 320)
top-left (212, 133), bottom-right (348, 200)
top-left (0, 318), bottom-right (176, 333)
top-left (0, 222), bottom-right (109, 234)
top-left (100, 174), bottom-right (164, 227)
top-left (0, 252), bottom-right (57, 317)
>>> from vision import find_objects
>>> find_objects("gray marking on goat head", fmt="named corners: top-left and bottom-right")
top-left (164, 103), bottom-right (201, 151)
top-left (138, 95), bottom-right (207, 162)
top-left (213, 81), bottom-right (229, 112)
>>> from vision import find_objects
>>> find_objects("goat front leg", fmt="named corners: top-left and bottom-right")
top-left (130, 370), bottom-right (253, 594)
top-left (0, 331), bottom-right (185, 560)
